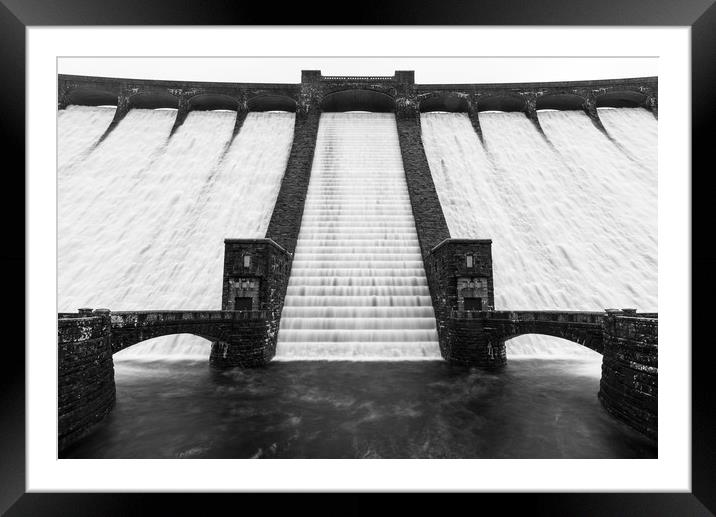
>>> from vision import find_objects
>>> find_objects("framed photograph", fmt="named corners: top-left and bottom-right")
top-left (6, 1), bottom-right (714, 514)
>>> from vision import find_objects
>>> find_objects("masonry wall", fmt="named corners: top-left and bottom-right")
top-left (599, 314), bottom-right (658, 441)
top-left (265, 107), bottom-right (321, 256)
top-left (58, 312), bottom-right (115, 453)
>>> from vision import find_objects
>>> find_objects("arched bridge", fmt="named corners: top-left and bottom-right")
top-left (464, 310), bottom-right (607, 353)
top-left (108, 310), bottom-right (275, 358)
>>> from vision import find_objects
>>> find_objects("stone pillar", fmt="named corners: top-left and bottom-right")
top-left (447, 315), bottom-right (507, 368)
top-left (584, 93), bottom-right (609, 135)
top-left (231, 102), bottom-right (249, 141)
top-left (394, 94), bottom-right (451, 259)
top-left (58, 310), bottom-right (116, 453)
top-left (208, 317), bottom-right (276, 368)
top-left (265, 97), bottom-right (321, 255)
top-left (598, 311), bottom-right (658, 441)
top-left (466, 95), bottom-right (485, 144)
top-left (523, 93), bottom-right (547, 136)
top-left (169, 96), bottom-right (190, 136)
top-left (97, 91), bottom-right (132, 143)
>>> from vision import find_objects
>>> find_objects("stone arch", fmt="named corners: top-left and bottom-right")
top-left (536, 93), bottom-right (587, 111)
top-left (188, 93), bottom-right (240, 112)
top-left (476, 94), bottom-right (526, 112)
top-left (66, 88), bottom-right (118, 107)
top-left (595, 90), bottom-right (648, 108)
top-left (501, 332), bottom-right (603, 357)
top-left (320, 88), bottom-right (396, 112)
top-left (419, 94), bottom-right (470, 113)
top-left (128, 91), bottom-right (180, 110)
top-left (113, 332), bottom-right (218, 357)
top-left (247, 95), bottom-right (297, 112)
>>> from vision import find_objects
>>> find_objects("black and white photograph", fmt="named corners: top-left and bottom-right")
top-left (55, 56), bottom-right (659, 460)
top-left (11, 17), bottom-right (710, 511)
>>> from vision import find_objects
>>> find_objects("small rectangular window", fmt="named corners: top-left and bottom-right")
top-left (234, 297), bottom-right (253, 311)
top-left (464, 297), bottom-right (482, 311)
top-left (243, 255), bottom-right (251, 268)
top-left (466, 255), bottom-right (474, 268)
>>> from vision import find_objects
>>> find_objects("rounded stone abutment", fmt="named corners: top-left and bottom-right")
top-left (58, 310), bottom-right (116, 453)
top-left (598, 312), bottom-right (658, 441)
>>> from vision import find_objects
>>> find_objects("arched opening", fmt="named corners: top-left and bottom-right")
top-left (535, 93), bottom-right (585, 111)
top-left (128, 91), bottom-right (180, 110)
top-left (505, 334), bottom-right (602, 361)
top-left (114, 333), bottom-right (214, 361)
top-left (419, 95), bottom-right (469, 113)
top-left (66, 88), bottom-right (118, 107)
top-left (595, 91), bottom-right (647, 108)
top-left (188, 93), bottom-right (239, 112)
top-left (476, 95), bottom-right (526, 113)
top-left (247, 95), bottom-right (297, 113)
top-left (320, 89), bottom-right (395, 112)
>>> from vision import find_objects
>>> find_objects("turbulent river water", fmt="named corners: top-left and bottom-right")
top-left (58, 105), bottom-right (657, 458)
top-left (62, 358), bottom-right (655, 459)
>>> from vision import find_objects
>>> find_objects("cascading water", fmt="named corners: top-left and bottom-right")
top-left (420, 109), bottom-right (656, 357)
top-left (275, 113), bottom-right (441, 360)
top-left (58, 105), bottom-right (117, 171)
top-left (58, 109), bottom-right (295, 357)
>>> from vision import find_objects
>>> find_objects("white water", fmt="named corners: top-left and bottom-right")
top-left (275, 113), bottom-right (441, 360)
top-left (421, 109), bottom-right (656, 357)
top-left (58, 105), bottom-right (116, 171)
top-left (58, 109), bottom-right (295, 357)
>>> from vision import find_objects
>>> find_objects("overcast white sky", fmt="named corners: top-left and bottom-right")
top-left (58, 57), bottom-right (657, 84)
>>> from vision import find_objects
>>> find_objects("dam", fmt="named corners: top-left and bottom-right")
top-left (57, 70), bottom-right (658, 458)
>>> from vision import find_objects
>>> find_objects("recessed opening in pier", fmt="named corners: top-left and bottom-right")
top-left (320, 89), bottom-right (395, 112)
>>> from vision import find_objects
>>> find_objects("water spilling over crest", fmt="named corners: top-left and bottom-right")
top-left (275, 113), bottom-right (441, 360)
top-left (58, 109), bottom-right (295, 358)
top-left (420, 109), bottom-right (656, 357)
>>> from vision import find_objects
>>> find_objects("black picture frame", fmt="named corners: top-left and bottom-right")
top-left (4, 1), bottom-right (714, 514)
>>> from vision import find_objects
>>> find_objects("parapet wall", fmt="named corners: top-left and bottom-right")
top-left (57, 310), bottom-right (115, 453)
top-left (599, 313), bottom-right (658, 441)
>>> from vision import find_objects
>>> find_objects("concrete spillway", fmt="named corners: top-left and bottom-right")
top-left (275, 113), bottom-right (441, 360)
top-left (420, 109), bottom-right (657, 357)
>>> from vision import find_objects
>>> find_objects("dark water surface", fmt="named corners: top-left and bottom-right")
top-left (63, 358), bottom-right (656, 459)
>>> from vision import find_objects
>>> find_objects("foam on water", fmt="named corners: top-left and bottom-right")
top-left (275, 113), bottom-right (441, 360)
top-left (58, 109), bottom-right (295, 358)
top-left (420, 110), bottom-right (656, 357)
top-left (58, 105), bottom-right (116, 171)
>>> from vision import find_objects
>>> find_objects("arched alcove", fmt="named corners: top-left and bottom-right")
top-left (536, 93), bottom-right (586, 111)
top-left (66, 88), bottom-right (118, 107)
top-left (247, 95), bottom-right (297, 113)
top-left (419, 95), bottom-right (470, 113)
top-left (188, 93), bottom-right (240, 112)
top-left (595, 91), bottom-right (647, 108)
top-left (320, 89), bottom-right (395, 112)
top-left (476, 95), bottom-right (526, 113)
top-left (128, 91), bottom-right (180, 110)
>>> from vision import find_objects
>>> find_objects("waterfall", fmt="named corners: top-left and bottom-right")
top-left (420, 109), bottom-right (656, 357)
top-left (275, 113), bottom-right (441, 360)
top-left (58, 109), bottom-right (295, 358)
